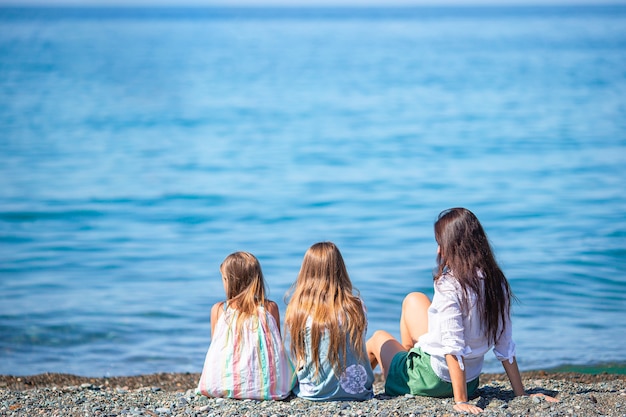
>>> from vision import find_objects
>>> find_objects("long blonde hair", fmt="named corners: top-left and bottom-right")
top-left (285, 242), bottom-right (367, 378)
top-left (220, 251), bottom-right (267, 333)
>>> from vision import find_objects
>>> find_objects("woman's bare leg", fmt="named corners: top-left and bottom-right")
top-left (400, 292), bottom-right (431, 349)
top-left (366, 330), bottom-right (406, 378)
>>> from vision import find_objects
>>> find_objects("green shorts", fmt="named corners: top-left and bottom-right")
top-left (384, 347), bottom-right (479, 398)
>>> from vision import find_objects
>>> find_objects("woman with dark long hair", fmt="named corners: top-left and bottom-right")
top-left (366, 208), bottom-right (557, 414)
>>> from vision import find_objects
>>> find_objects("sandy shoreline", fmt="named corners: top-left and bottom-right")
top-left (1, 370), bottom-right (624, 392)
top-left (1, 371), bottom-right (625, 416)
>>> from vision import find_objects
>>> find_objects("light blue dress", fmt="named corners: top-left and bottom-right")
top-left (293, 316), bottom-right (374, 401)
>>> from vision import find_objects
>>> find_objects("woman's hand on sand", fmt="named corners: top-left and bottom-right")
top-left (453, 402), bottom-right (483, 414)
top-left (529, 393), bottom-right (559, 402)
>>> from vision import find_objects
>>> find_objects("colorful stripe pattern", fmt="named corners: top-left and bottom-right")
top-left (197, 306), bottom-right (296, 400)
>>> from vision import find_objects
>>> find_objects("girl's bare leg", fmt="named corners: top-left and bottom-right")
top-left (400, 292), bottom-right (431, 349)
top-left (366, 330), bottom-right (406, 378)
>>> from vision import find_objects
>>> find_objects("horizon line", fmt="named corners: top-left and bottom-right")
top-left (2, 0), bottom-right (626, 8)
top-left (2, 2), bottom-right (626, 7)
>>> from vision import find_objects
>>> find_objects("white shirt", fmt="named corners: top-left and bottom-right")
top-left (416, 272), bottom-right (516, 383)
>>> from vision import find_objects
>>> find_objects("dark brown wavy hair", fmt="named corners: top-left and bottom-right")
top-left (434, 208), bottom-right (514, 345)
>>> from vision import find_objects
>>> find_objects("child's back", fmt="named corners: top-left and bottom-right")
top-left (198, 301), bottom-right (295, 400)
top-left (293, 314), bottom-right (374, 401)
top-left (286, 242), bottom-right (374, 401)
top-left (197, 252), bottom-right (295, 400)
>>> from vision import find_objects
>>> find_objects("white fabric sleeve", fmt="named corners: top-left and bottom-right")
top-left (435, 278), bottom-right (471, 368)
top-left (493, 312), bottom-right (516, 363)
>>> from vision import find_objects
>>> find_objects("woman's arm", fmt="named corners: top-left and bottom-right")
top-left (502, 358), bottom-right (559, 401)
top-left (446, 354), bottom-right (483, 414)
top-left (501, 357), bottom-right (526, 396)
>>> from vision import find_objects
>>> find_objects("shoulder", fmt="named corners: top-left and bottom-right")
top-left (434, 272), bottom-right (464, 300)
top-left (211, 301), bottom-right (225, 311)
top-left (211, 301), bottom-right (226, 319)
top-left (265, 300), bottom-right (279, 314)
top-left (435, 272), bottom-right (459, 291)
top-left (264, 300), bottom-right (281, 320)
top-left (356, 297), bottom-right (368, 316)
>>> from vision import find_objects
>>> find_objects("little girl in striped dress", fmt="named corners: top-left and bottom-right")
top-left (197, 252), bottom-right (295, 400)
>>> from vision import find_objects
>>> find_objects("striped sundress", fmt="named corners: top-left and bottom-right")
top-left (197, 304), bottom-right (296, 400)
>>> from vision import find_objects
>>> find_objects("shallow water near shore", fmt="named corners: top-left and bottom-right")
top-left (1, 5), bottom-right (625, 377)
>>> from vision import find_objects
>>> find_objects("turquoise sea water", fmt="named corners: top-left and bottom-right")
top-left (1, 6), bottom-right (625, 377)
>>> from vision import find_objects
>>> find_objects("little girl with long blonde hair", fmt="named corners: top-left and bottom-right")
top-left (197, 251), bottom-right (295, 400)
top-left (286, 242), bottom-right (374, 401)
